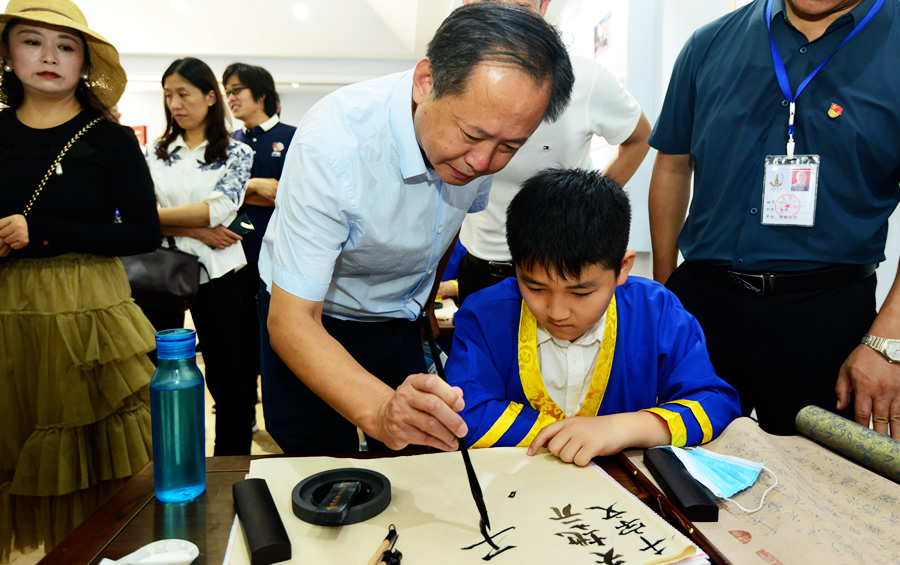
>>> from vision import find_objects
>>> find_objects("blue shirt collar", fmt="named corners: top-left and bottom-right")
top-left (389, 70), bottom-right (436, 183)
top-left (771, 0), bottom-right (877, 28)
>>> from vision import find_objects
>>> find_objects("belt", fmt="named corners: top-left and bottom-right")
top-left (694, 262), bottom-right (877, 295)
top-left (467, 253), bottom-right (516, 279)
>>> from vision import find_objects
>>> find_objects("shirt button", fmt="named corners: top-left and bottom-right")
top-left (437, 227), bottom-right (443, 234)
top-left (407, 297), bottom-right (412, 302)
top-left (427, 269), bottom-right (433, 275)
top-left (750, 207), bottom-right (759, 215)
top-left (737, 259), bottom-right (744, 266)
top-left (799, 47), bottom-right (808, 54)
top-left (782, 99), bottom-right (789, 107)
top-left (252, 138), bottom-right (257, 142)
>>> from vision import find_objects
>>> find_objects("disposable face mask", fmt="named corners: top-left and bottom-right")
top-left (663, 446), bottom-right (778, 513)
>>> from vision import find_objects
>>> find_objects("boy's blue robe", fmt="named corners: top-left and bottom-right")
top-left (445, 277), bottom-right (741, 448)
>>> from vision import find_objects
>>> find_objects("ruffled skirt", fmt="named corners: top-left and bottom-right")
top-left (0, 254), bottom-right (156, 561)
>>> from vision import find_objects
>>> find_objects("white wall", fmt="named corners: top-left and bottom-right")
top-left (879, 215), bottom-right (900, 310)
top-left (118, 86), bottom-right (339, 146)
top-left (622, 0), bottom-right (732, 277)
top-left (116, 54), bottom-right (414, 143)
top-left (628, 0), bottom-right (733, 251)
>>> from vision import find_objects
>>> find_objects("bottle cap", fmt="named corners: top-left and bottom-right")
top-left (155, 328), bottom-right (198, 360)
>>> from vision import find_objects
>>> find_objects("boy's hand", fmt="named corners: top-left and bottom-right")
top-left (527, 415), bottom-right (628, 466)
top-left (528, 412), bottom-right (671, 466)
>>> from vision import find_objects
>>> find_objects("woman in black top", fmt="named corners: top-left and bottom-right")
top-left (0, 0), bottom-right (160, 558)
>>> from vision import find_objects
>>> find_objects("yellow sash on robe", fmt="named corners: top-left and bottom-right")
top-left (519, 297), bottom-right (618, 420)
top-left (471, 295), bottom-right (712, 448)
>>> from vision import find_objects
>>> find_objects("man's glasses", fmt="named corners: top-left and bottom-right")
top-left (224, 85), bottom-right (248, 97)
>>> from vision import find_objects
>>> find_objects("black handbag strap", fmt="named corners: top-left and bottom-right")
top-left (162, 236), bottom-right (212, 283)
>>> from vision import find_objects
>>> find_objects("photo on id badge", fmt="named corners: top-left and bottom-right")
top-left (762, 155), bottom-right (819, 227)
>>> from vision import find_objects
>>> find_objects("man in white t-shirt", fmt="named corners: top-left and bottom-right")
top-left (457, 0), bottom-right (651, 303)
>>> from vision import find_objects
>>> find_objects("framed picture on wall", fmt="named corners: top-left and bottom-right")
top-left (131, 125), bottom-right (147, 148)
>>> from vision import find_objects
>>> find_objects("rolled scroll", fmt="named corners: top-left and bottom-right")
top-left (795, 405), bottom-right (900, 483)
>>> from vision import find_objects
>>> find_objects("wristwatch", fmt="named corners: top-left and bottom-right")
top-left (860, 334), bottom-right (900, 363)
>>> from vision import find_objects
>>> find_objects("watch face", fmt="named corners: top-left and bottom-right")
top-left (885, 340), bottom-right (900, 362)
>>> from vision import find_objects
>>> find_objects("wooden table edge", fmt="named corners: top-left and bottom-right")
top-left (613, 452), bottom-right (731, 565)
top-left (39, 457), bottom-right (251, 564)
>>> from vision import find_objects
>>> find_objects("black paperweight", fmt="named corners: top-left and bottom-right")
top-left (233, 478), bottom-right (292, 564)
top-left (644, 447), bottom-right (719, 522)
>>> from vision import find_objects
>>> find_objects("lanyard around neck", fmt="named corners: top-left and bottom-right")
top-left (766, 0), bottom-right (883, 156)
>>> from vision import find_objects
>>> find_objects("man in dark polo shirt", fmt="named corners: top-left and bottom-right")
top-left (648, 0), bottom-right (900, 438)
top-left (223, 63), bottom-right (296, 267)
top-left (223, 63), bottom-right (297, 409)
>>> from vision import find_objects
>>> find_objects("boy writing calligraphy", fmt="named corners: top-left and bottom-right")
top-left (445, 169), bottom-right (740, 465)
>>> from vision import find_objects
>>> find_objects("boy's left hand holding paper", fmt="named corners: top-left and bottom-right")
top-left (527, 412), bottom-right (671, 467)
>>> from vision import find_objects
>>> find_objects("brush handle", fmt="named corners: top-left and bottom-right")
top-left (419, 311), bottom-right (492, 530)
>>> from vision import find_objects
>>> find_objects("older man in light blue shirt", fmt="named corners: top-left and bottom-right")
top-left (259, 69), bottom-right (492, 322)
top-left (257, 3), bottom-right (574, 454)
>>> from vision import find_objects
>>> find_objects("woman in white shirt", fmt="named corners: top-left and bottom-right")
top-left (146, 57), bottom-right (255, 456)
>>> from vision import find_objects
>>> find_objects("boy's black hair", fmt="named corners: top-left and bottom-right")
top-left (506, 168), bottom-right (631, 278)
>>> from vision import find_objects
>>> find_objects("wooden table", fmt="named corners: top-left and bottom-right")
top-left (42, 457), bottom-right (248, 565)
top-left (41, 453), bottom-right (728, 564)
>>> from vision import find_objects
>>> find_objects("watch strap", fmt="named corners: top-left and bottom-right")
top-left (861, 334), bottom-right (886, 351)
top-left (860, 334), bottom-right (900, 363)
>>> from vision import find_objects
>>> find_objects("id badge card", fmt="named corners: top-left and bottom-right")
top-left (762, 155), bottom-right (819, 226)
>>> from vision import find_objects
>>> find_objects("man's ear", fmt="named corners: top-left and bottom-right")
top-left (616, 249), bottom-right (637, 286)
top-left (412, 58), bottom-right (434, 106)
top-left (538, 0), bottom-right (552, 18)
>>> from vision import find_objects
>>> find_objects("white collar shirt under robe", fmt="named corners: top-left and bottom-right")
top-left (537, 312), bottom-right (607, 417)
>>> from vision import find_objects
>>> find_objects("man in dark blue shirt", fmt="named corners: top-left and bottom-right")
top-left (648, 0), bottom-right (900, 437)
top-left (223, 63), bottom-right (297, 265)
top-left (223, 63), bottom-right (297, 420)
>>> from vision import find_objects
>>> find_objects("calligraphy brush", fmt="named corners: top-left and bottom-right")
top-left (419, 308), bottom-right (499, 551)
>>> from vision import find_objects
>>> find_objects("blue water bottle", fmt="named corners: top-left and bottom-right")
top-left (150, 329), bottom-right (206, 502)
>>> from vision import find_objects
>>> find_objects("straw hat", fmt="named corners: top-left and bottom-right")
top-left (0, 0), bottom-right (127, 108)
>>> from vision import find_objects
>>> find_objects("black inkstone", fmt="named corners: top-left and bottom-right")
top-left (292, 468), bottom-right (391, 526)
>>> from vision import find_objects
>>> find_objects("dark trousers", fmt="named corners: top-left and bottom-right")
top-left (456, 252), bottom-right (514, 304)
top-left (257, 282), bottom-right (427, 454)
top-left (143, 270), bottom-right (258, 455)
top-left (236, 262), bottom-right (261, 395)
top-left (665, 261), bottom-right (876, 435)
